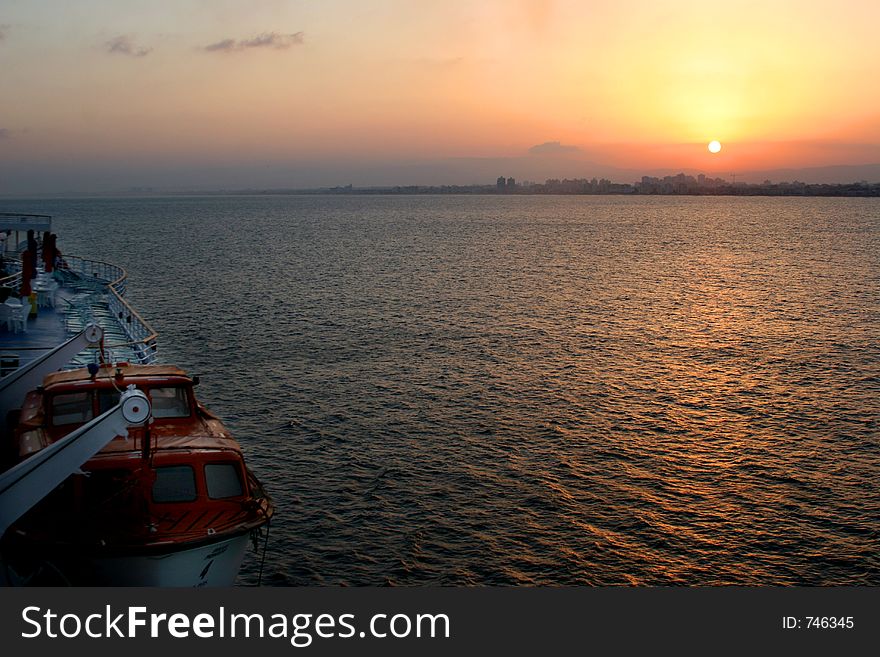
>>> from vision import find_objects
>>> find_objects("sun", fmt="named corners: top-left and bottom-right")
top-left (708, 140), bottom-right (722, 154)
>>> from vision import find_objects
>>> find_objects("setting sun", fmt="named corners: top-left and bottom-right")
top-left (0, 0), bottom-right (879, 191)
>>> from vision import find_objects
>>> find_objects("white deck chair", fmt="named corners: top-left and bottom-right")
top-left (8, 298), bottom-right (27, 332)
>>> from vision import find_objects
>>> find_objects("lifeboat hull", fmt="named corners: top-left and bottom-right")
top-left (83, 532), bottom-right (253, 587)
top-left (2, 530), bottom-right (255, 587)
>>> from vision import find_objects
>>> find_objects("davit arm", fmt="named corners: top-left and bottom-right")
top-left (0, 387), bottom-right (151, 537)
top-left (0, 324), bottom-right (105, 422)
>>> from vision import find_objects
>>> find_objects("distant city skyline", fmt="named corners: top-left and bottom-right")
top-left (1, 1), bottom-right (879, 193)
top-left (3, 156), bottom-right (878, 196)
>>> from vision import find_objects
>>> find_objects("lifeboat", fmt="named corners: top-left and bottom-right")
top-left (1, 363), bottom-right (274, 586)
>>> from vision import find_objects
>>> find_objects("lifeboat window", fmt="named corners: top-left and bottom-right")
top-left (51, 391), bottom-right (94, 426)
top-left (97, 389), bottom-right (121, 415)
top-left (205, 463), bottom-right (243, 499)
top-left (150, 387), bottom-right (190, 418)
top-left (152, 465), bottom-right (197, 503)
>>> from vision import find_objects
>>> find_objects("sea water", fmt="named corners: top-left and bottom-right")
top-left (3, 194), bottom-right (878, 585)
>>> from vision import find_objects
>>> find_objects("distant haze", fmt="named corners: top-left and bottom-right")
top-left (1, 1), bottom-right (879, 194)
top-left (2, 156), bottom-right (878, 196)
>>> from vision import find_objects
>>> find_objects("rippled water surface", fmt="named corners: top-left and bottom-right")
top-left (5, 194), bottom-right (879, 585)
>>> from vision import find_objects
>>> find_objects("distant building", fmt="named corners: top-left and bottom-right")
top-left (506, 177), bottom-right (516, 189)
top-left (497, 176), bottom-right (506, 191)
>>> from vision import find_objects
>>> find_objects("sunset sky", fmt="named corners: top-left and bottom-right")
top-left (1, 0), bottom-right (879, 192)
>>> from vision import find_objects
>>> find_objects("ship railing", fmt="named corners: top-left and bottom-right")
top-left (58, 256), bottom-right (158, 364)
top-left (60, 255), bottom-right (127, 295)
top-left (0, 261), bottom-right (22, 291)
top-left (0, 251), bottom-right (159, 365)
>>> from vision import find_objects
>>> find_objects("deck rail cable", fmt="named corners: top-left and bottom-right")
top-left (55, 255), bottom-right (159, 365)
top-left (0, 262), bottom-right (22, 291)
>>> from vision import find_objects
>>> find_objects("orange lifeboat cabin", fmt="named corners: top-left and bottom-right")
top-left (1, 363), bottom-right (273, 586)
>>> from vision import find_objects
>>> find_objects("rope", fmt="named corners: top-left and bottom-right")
top-left (257, 518), bottom-right (271, 587)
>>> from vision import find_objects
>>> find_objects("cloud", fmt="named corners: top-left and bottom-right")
top-left (204, 38), bottom-right (236, 53)
top-left (241, 32), bottom-right (304, 48)
top-left (528, 141), bottom-right (581, 155)
top-left (0, 128), bottom-right (9, 140)
top-left (203, 31), bottom-right (304, 53)
top-left (0, 24), bottom-right (10, 40)
top-left (105, 35), bottom-right (152, 57)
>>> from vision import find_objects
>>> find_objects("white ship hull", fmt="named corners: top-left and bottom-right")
top-left (85, 533), bottom-right (253, 587)
top-left (1, 532), bottom-right (253, 587)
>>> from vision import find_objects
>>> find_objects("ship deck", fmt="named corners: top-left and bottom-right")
top-left (1, 265), bottom-right (157, 371)
top-left (1, 299), bottom-right (70, 370)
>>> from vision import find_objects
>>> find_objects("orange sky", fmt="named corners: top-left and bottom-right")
top-left (1, 0), bottom-right (879, 191)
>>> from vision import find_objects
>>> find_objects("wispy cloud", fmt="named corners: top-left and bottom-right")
top-left (241, 32), bottom-right (304, 49)
top-left (105, 35), bottom-right (152, 57)
top-left (0, 128), bottom-right (10, 140)
top-left (204, 38), bottom-right (236, 53)
top-left (203, 31), bottom-right (304, 53)
top-left (529, 141), bottom-right (581, 155)
top-left (0, 24), bottom-right (10, 41)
